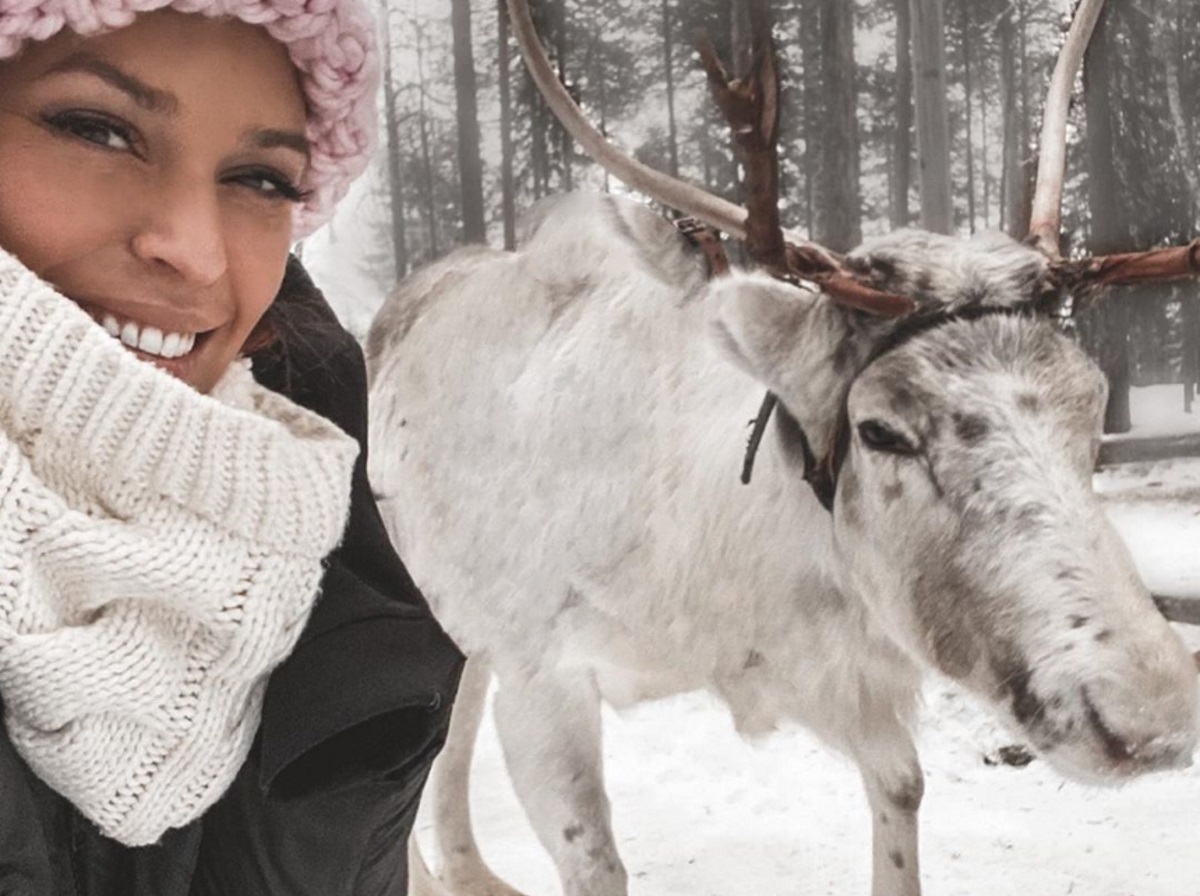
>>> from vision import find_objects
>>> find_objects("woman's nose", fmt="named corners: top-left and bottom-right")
top-left (129, 178), bottom-right (227, 287)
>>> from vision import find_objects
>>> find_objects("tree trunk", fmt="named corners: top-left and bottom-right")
top-left (599, 59), bottom-right (612, 193)
top-left (813, 0), bottom-right (861, 251)
top-left (1015, 0), bottom-right (1034, 238)
top-left (498, 0), bottom-right (516, 250)
top-left (1160, 0), bottom-right (1200, 220)
top-left (891, 0), bottom-right (912, 229)
top-left (909, 0), bottom-right (952, 233)
top-left (998, 7), bottom-right (1021, 238)
top-left (800, 0), bottom-right (820, 234)
top-left (414, 22), bottom-right (439, 260)
top-left (979, 32), bottom-right (989, 229)
top-left (1160, 0), bottom-right (1200, 411)
top-left (528, 63), bottom-right (550, 199)
top-left (1185, 295), bottom-right (1200, 413)
top-left (960, 0), bottom-right (976, 234)
top-left (555, 0), bottom-right (572, 191)
top-left (662, 0), bottom-right (679, 178)
top-left (381, 7), bottom-right (409, 279)
top-left (452, 0), bottom-right (486, 244)
top-left (1084, 4), bottom-right (1131, 434)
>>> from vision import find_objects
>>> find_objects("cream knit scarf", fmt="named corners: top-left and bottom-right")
top-left (0, 249), bottom-right (358, 846)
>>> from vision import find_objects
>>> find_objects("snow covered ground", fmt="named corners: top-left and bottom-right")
top-left (411, 385), bottom-right (1200, 896)
top-left (425, 674), bottom-right (1200, 896)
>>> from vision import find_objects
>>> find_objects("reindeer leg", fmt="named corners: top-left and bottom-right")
top-left (492, 669), bottom-right (628, 896)
top-left (408, 834), bottom-right (453, 896)
top-left (853, 732), bottom-right (924, 896)
top-left (424, 654), bottom-right (527, 896)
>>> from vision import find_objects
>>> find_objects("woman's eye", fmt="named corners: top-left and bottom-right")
top-left (857, 420), bottom-right (918, 456)
top-left (227, 169), bottom-right (310, 204)
top-left (43, 111), bottom-right (136, 153)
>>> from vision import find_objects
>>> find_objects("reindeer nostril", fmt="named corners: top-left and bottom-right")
top-left (1082, 690), bottom-right (1135, 763)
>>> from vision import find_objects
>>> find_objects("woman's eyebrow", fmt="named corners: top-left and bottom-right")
top-left (250, 129), bottom-right (311, 161)
top-left (44, 53), bottom-right (178, 114)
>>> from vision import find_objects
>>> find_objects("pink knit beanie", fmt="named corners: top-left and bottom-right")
top-left (0, 0), bottom-right (379, 236)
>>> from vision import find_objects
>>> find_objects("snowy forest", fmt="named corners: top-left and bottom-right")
top-left (308, 0), bottom-right (1200, 437)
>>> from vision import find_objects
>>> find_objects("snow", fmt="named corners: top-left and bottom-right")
top-left (427, 678), bottom-right (1200, 896)
top-left (412, 384), bottom-right (1200, 896)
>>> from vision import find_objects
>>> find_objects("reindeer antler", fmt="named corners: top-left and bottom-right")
top-left (695, 3), bottom-right (785, 273)
top-left (1028, 0), bottom-right (1107, 260)
top-left (695, 3), bottom-right (915, 316)
top-left (1031, 0), bottom-right (1200, 299)
top-left (506, 0), bottom-right (750, 239)
top-left (507, 0), bottom-right (915, 318)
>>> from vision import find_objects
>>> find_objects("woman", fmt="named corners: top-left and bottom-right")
top-left (0, 3), bottom-right (462, 893)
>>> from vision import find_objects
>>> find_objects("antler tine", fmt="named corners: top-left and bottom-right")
top-left (1061, 239), bottom-right (1200, 302)
top-left (507, 0), bottom-right (749, 239)
top-left (1035, 0), bottom-right (1200, 299)
top-left (1028, 0), bottom-right (1108, 259)
top-left (696, 12), bottom-right (911, 317)
top-left (695, 1), bottom-right (787, 273)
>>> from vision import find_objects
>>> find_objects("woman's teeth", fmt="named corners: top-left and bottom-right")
top-left (101, 314), bottom-right (196, 360)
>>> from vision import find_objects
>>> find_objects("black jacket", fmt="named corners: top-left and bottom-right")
top-left (0, 259), bottom-right (464, 896)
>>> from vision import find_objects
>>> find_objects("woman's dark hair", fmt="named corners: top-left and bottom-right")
top-left (247, 255), bottom-right (359, 400)
top-left (241, 301), bottom-right (281, 355)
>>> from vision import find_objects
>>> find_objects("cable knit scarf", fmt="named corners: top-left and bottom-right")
top-left (0, 249), bottom-right (358, 845)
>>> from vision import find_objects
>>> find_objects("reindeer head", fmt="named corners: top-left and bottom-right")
top-left (507, 0), bottom-right (1200, 779)
top-left (707, 228), bottom-right (1197, 780)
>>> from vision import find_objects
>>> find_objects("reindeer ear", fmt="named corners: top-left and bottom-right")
top-left (707, 270), bottom-right (863, 461)
top-left (706, 272), bottom-right (831, 391)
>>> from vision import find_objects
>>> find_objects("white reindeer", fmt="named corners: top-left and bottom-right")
top-left (365, 2), bottom-right (1200, 895)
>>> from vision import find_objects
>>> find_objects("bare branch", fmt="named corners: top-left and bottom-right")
top-left (1028, 0), bottom-right (1108, 257)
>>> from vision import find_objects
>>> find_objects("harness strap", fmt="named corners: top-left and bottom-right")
top-left (675, 216), bottom-right (824, 496)
top-left (675, 216), bottom-right (731, 277)
top-left (741, 392), bottom-right (778, 485)
top-left (673, 217), bottom-right (777, 486)
top-left (672, 214), bottom-right (874, 511)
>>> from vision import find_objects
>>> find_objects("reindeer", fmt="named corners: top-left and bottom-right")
top-left (365, 1), bottom-right (1200, 894)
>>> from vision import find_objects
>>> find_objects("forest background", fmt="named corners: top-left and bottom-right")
top-left (303, 0), bottom-right (1200, 435)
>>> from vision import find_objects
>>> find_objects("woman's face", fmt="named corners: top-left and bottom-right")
top-left (0, 11), bottom-right (308, 393)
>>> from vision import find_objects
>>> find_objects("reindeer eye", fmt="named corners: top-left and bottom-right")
top-left (857, 420), bottom-right (918, 456)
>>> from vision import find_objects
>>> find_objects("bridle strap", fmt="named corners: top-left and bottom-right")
top-left (741, 392), bottom-right (778, 485)
top-left (771, 399), bottom-right (841, 511)
top-left (739, 391), bottom-right (839, 508)
top-left (756, 304), bottom-right (1032, 512)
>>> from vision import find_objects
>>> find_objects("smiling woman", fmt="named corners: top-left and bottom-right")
top-left (0, 13), bottom-right (306, 393)
top-left (0, 3), bottom-right (461, 895)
